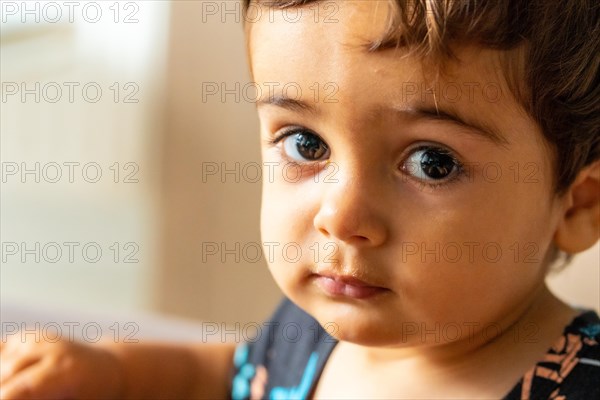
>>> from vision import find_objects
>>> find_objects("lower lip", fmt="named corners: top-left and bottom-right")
top-left (313, 275), bottom-right (387, 299)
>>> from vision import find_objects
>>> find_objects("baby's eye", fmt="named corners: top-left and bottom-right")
top-left (401, 146), bottom-right (461, 181)
top-left (280, 130), bottom-right (330, 162)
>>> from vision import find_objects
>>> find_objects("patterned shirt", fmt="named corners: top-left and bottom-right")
top-left (230, 298), bottom-right (600, 400)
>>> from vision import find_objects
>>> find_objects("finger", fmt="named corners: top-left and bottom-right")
top-left (0, 332), bottom-right (26, 353)
top-left (0, 337), bottom-right (15, 354)
top-left (0, 358), bottom-right (71, 400)
top-left (0, 353), bottom-right (41, 385)
top-left (0, 336), bottom-right (28, 359)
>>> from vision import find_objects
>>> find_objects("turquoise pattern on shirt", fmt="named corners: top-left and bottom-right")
top-left (231, 344), bottom-right (320, 400)
top-left (231, 343), bottom-right (255, 400)
top-left (270, 352), bottom-right (319, 400)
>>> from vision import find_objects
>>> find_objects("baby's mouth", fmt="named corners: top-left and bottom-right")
top-left (311, 272), bottom-right (389, 299)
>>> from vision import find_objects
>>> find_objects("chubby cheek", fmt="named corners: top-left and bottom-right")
top-left (388, 174), bottom-right (557, 328)
top-left (260, 175), bottom-right (318, 293)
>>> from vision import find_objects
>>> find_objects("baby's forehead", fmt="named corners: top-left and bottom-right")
top-left (252, 35), bottom-right (514, 122)
top-left (248, 1), bottom-right (512, 84)
top-left (247, 0), bottom-right (527, 105)
top-left (247, 1), bottom-right (391, 58)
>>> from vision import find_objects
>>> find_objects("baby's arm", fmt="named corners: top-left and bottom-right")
top-left (107, 341), bottom-right (235, 399)
top-left (0, 334), bottom-right (235, 399)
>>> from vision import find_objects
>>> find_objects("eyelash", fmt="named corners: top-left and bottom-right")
top-left (267, 127), bottom-right (329, 166)
top-left (401, 144), bottom-right (466, 191)
top-left (267, 127), bottom-right (466, 190)
top-left (268, 127), bottom-right (305, 146)
top-left (267, 127), bottom-right (318, 146)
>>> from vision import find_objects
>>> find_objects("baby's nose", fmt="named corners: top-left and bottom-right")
top-left (312, 167), bottom-right (388, 247)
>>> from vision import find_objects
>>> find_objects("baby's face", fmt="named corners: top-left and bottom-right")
top-left (250, 1), bottom-right (563, 346)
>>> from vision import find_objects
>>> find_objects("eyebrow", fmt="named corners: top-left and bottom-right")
top-left (257, 95), bottom-right (509, 146)
top-left (257, 95), bottom-right (317, 114)
top-left (403, 106), bottom-right (510, 146)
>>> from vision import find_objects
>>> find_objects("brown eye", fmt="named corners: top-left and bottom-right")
top-left (402, 147), bottom-right (460, 181)
top-left (282, 131), bottom-right (329, 162)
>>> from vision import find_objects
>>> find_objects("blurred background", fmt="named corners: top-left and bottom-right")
top-left (1, 1), bottom-right (598, 340)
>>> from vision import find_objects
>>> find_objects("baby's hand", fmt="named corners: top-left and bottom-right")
top-left (0, 333), bottom-right (123, 399)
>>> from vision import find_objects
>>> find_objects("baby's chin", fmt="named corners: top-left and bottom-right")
top-left (313, 310), bottom-right (419, 347)
top-left (290, 292), bottom-right (420, 347)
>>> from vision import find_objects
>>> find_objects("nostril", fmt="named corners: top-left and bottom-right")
top-left (318, 227), bottom-right (330, 237)
top-left (352, 235), bottom-right (370, 244)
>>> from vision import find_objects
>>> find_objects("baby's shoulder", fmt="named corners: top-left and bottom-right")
top-left (506, 310), bottom-right (600, 400)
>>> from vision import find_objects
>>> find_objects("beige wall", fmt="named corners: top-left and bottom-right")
top-left (547, 245), bottom-right (599, 312)
top-left (155, 1), bottom-right (282, 325)
top-left (1, 3), bottom-right (169, 315)
top-left (155, 2), bottom-right (599, 326)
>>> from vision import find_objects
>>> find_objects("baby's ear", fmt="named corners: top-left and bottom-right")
top-left (553, 160), bottom-right (600, 253)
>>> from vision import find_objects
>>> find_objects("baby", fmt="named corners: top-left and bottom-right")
top-left (1, 0), bottom-right (599, 399)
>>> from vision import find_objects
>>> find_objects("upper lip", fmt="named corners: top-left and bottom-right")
top-left (314, 272), bottom-right (384, 288)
